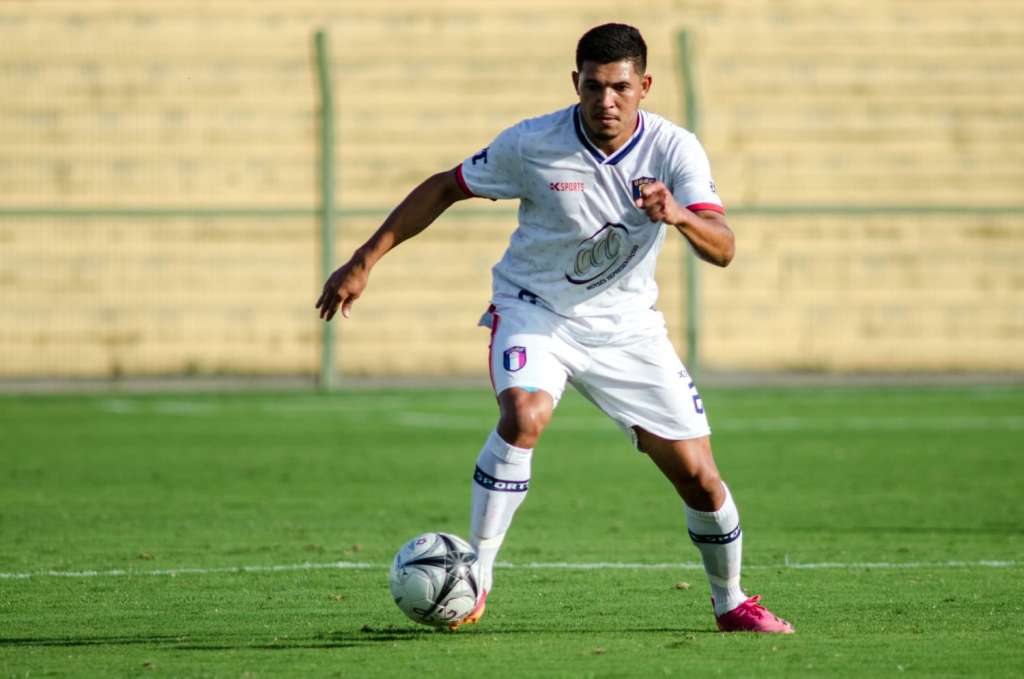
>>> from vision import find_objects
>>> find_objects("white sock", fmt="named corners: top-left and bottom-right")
top-left (470, 429), bottom-right (532, 593)
top-left (685, 483), bottom-right (748, 616)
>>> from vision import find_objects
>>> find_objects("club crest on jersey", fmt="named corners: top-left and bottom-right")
top-left (503, 346), bottom-right (527, 372)
top-left (631, 176), bottom-right (657, 201)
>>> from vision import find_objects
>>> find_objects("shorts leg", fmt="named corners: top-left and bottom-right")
top-left (571, 331), bottom-right (711, 447)
top-left (486, 301), bottom-right (572, 405)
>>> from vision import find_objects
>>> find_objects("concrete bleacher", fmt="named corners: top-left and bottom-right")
top-left (0, 0), bottom-right (1021, 378)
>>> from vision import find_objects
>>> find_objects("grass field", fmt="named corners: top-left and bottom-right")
top-left (1, 385), bottom-right (1022, 678)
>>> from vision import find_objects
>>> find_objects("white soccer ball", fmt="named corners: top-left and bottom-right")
top-left (388, 532), bottom-right (481, 627)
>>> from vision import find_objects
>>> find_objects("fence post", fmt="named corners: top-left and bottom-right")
top-left (675, 30), bottom-right (702, 377)
top-left (314, 29), bottom-right (337, 391)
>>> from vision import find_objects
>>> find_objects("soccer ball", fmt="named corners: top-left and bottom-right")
top-left (388, 532), bottom-right (481, 627)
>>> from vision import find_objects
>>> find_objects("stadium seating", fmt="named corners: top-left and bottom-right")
top-left (0, 0), bottom-right (1021, 377)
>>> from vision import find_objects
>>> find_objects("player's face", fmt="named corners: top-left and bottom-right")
top-left (572, 60), bottom-right (651, 153)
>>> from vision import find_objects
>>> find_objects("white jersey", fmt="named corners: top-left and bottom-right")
top-left (457, 105), bottom-right (723, 319)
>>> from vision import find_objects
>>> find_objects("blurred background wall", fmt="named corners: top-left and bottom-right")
top-left (1, 0), bottom-right (1022, 382)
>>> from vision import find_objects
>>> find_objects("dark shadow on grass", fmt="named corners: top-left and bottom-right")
top-left (170, 625), bottom-right (718, 652)
top-left (323, 625), bottom-right (716, 638)
top-left (0, 634), bottom-right (369, 652)
top-left (0, 625), bottom-right (715, 653)
top-left (177, 627), bottom-right (437, 650)
top-left (0, 635), bottom-right (196, 648)
top-left (323, 626), bottom-right (438, 642)
top-left (173, 643), bottom-right (363, 651)
top-left (0, 628), bottom-right (435, 653)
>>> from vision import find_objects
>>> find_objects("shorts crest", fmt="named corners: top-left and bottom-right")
top-left (503, 346), bottom-right (527, 372)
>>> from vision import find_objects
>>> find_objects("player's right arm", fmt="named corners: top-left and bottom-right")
top-left (316, 168), bottom-right (470, 321)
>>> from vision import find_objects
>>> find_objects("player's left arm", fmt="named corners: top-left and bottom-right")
top-left (635, 182), bottom-right (735, 267)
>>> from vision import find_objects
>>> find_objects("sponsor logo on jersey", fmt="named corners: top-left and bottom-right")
top-left (549, 181), bottom-right (585, 192)
top-left (565, 222), bottom-right (640, 289)
top-left (631, 176), bottom-right (657, 201)
top-left (471, 147), bottom-right (489, 165)
top-left (503, 346), bottom-right (527, 372)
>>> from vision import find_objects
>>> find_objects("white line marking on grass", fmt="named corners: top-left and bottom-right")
top-left (391, 413), bottom-right (1024, 432)
top-left (500, 560), bottom-right (1020, 571)
top-left (777, 560), bottom-right (1019, 570)
top-left (95, 398), bottom-right (1024, 432)
top-left (0, 561), bottom-right (379, 580)
top-left (97, 399), bottom-right (218, 416)
top-left (98, 399), bottom-right (139, 414)
top-left (0, 559), bottom-right (1015, 581)
top-left (720, 416), bottom-right (1024, 433)
top-left (97, 398), bottom-right (429, 417)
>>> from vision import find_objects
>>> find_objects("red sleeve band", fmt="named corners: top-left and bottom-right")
top-left (454, 164), bottom-right (477, 198)
top-left (687, 202), bottom-right (725, 214)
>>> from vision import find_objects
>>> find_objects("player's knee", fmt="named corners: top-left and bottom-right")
top-left (497, 389), bottom-right (552, 448)
top-left (694, 466), bottom-right (722, 495)
top-left (668, 465), bottom-right (721, 510)
top-left (668, 456), bottom-right (718, 488)
top-left (499, 406), bottom-right (550, 447)
top-left (639, 432), bottom-right (722, 502)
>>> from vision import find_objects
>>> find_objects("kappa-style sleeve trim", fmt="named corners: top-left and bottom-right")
top-left (455, 164), bottom-right (477, 198)
top-left (687, 202), bottom-right (726, 214)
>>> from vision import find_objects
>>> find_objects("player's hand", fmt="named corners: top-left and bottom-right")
top-left (635, 181), bottom-right (685, 225)
top-left (316, 257), bottom-right (369, 321)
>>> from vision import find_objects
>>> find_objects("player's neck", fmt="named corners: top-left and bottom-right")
top-left (582, 112), bottom-right (641, 156)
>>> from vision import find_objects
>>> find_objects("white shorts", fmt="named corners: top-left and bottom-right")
top-left (482, 298), bottom-right (711, 447)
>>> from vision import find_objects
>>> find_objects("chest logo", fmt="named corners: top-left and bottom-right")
top-left (565, 222), bottom-right (640, 289)
top-left (549, 181), bottom-right (585, 192)
top-left (631, 176), bottom-right (657, 201)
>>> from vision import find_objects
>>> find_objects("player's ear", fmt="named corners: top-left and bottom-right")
top-left (571, 71), bottom-right (580, 94)
top-left (640, 73), bottom-right (652, 99)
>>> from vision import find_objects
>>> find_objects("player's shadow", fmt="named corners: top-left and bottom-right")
top-left (0, 627), bottom-right (440, 652)
top-left (0, 625), bottom-right (714, 652)
top-left (481, 627), bottom-right (714, 636)
top-left (0, 635), bottom-right (196, 648)
top-left (171, 628), bottom-right (444, 651)
top-left (321, 624), bottom-right (715, 639)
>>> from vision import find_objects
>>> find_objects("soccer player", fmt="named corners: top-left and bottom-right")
top-left (316, 23), bottom-right (793, 634)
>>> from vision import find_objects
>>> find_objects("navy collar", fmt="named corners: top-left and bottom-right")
top-left (573, 105), bottom-right (645, 166)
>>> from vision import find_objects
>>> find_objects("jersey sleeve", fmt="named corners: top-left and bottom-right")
top-left (456, 124), bottom-right (524, 200)
top-left (668, 133), bottom-right (725, 214)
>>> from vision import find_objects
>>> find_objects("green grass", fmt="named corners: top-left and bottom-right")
top-left (1, 385), bottom-right (1022, 678)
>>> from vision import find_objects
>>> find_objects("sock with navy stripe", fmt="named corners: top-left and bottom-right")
top-left (685, 482), bottom-right (748, 616)
top-left (470, 429), bottom-right (532, 593)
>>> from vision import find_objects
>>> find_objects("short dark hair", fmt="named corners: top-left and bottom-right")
top-left (575, 23), bottom-right (647, 74)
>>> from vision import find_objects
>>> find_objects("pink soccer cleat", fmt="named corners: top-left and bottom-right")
top-left (448, 589), bottom-right (488, 631)
top-left (714, 595), bottom-right (795, 634)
